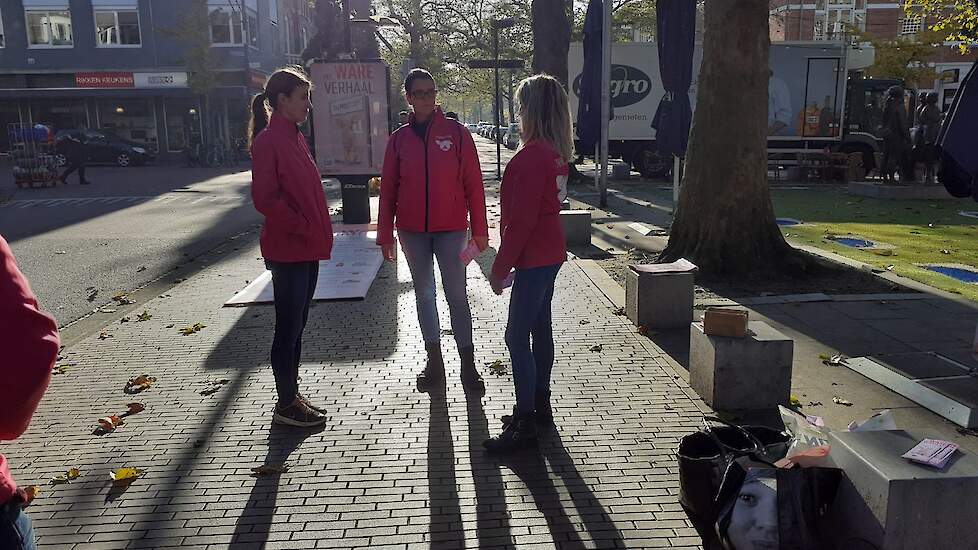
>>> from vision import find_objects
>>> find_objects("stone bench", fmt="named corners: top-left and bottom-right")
top-left (625, 258), bottom-right (697, 329)
top-left (825, 429), bottom-right (978, 550)
top-left (559, 210), bottom-right (591, 247)
top-left (689, 320), bottom-right (793, 411)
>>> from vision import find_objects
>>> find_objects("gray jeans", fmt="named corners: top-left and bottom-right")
top-left (398, 230), bottom-right (473, 348)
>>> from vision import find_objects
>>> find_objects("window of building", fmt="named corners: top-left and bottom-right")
top-left (96, 99), bottom-right (158, 152)
top-left (247, 11), bottom-right (259, 48)
top-left (95, 10), bottom-right (141, 46)
top-left (164, 98), bottom-right (202, 152)
top-left (901, 15), bottom-right (923, 36)
top-left (813, 6), bottom-right (865, 41)
top-left (26, 10), bottom-right (73, 47)
top-left (209, 7), bottom-right (243, 45)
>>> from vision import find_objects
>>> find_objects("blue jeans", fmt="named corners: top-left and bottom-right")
top-left (505, 263), bottom-right (561, 415)
top-left (399, 230), bottom-right (473, 348)
top-left (266, 260), bottom-right (319, 408)
top-left (0, 498), bottom-right (36, 550)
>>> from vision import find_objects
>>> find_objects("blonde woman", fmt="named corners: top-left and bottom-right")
top-left (484, 74), bottom-right (573, 453)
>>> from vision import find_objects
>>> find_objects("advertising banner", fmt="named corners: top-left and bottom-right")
top-left (310, 62), bottom-right (390, 175)
top-left (75, 72), bottom-right (134, 88)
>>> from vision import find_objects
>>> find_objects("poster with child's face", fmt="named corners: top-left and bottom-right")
top-left (311, 62), bottom-right (390, 175)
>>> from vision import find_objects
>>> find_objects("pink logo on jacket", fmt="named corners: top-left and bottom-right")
top-left (434, 136), bottom-right (454, 152)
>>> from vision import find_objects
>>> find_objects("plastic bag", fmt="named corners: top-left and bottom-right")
top-left (848, 409), bottom-right (897, 432)
top-left (779, 405), bottom-right (831, 460)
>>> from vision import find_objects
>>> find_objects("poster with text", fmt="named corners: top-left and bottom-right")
top-left (311, 62), bottom-right (390, 175)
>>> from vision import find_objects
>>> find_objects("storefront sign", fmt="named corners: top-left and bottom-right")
top-left (134, 72), bottom-right (188, 88)
top-left (311, 62), bottom-right (390, 176)
top-left (75, 72), bottom-right (134, 88)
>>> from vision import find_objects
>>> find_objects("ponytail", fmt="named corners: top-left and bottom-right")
top-left (248, 92), bottom-right (269, 149)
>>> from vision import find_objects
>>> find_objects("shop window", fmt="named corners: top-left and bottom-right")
top-left (29, 99), bottom-right (88, 133)
top-left (164, 99), bottom-right (202, 152)
top-left (210, 7), bottom-right (243, 45)
top-left (95, 10), bottom-right (141, 46)
top-left (26, 10), bottom-right (73, 47)
top-left (97, 99), bottom-right (158, 152)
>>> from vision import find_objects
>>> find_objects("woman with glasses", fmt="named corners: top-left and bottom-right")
top-left (377, 68), bottom-right (489, 394)
top-left (483, 74), bottom-right (572, 453)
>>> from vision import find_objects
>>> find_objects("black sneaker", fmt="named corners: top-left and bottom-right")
top-left (272, 399), bottom-right (327, 428)
top-left (297, 392), bottom-right (327, 415)
top-left (484, 411), bottom-right (538, 453)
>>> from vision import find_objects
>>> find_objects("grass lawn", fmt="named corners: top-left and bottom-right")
top-left (771, 186), bottom-right (978, 302)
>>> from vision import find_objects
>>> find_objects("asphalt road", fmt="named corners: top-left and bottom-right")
top-left (0, 132), bottom-right (516, 330)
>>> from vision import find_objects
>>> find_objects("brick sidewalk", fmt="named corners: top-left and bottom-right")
top-left (6, 196), bottom-right (707, 549)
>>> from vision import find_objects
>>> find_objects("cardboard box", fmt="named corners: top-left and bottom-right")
top-left (703, 308), bottom-right (749, 338)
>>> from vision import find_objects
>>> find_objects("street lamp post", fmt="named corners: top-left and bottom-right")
top-left (490, 18), bottom-right (514, 180)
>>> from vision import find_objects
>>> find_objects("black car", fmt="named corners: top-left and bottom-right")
top-left (54, 129), bottom-right (155, 167)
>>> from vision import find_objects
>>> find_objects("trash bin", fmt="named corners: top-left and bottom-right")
top-left (339, 175), bottom-right (371, 224)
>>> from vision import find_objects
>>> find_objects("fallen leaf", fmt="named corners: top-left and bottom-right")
top-left (579, 320), bottom-right (590, 325)
top-left (941, 249), bottom-right (951, 254)
top-left (487, 359), bottom-right (508, 376)
top-left (109, 467), bottom-right (143, 482)
top-left (119, 317), bottom-right (130, 323)
top-left (126, 403), bottom-right (145, 415)
top-left (590, 344), bottom-right (603, 352)
top-left (179, 323), bottom-right (206, 336)
top-left (790, 395), bottom-right (802, 407)
top-left (251, 464), bottom-right (289, 476)
top-left (51, 468), bottom-right (81, 484)
top-left (136, 311), bottom-right (152, 322)
top-left (199, 379), bottom-right (231, 395)
top-left (55, 250), bottom-right (66, 255)
top-left (136, 266), bottom-right (146, 272)
top-left (165, 324), bottom-right (174, 328)
top-left (98, 331), bottom-right (112, 340)
top-left (52, 364), bottom-right (71, 375)
top-left (22, 485), bottom-right (40, 503)
top-left (612, 306), bottom-right (626, 316)
top-left (96, 415), bottom-right (125, 432)
top-left (125, 375), bottom-right (156, 394)
top-left (822, 354), bottom-right (848, 367)
top-left (832, 396), bottom-right (853, 406)
top-left (112, 293), bottom-right (136, 305)
top-left (885, 265), bottom-right (895, 271)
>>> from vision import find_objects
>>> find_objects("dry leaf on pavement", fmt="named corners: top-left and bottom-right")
top-left (487, 360), bottom-right (508, 376)
top-left (590, 344), bottom-right (603, 352)
top-left (98, 331), bottom-right (112, 340)
top-left (251, 464), bottom-right (289, 476)
top-left (125, 375), bottom-right (156, 394)
top-left (821, 354), bottom-right (847, 367)
top-left (112, 293), bottom-right (136, 305)
top-left (22, 485), bottom-right (40, 503)
top-left (179, 323), bottom-right (206, 335)
top-left (96, 415), bottom-right (125, 433)
top-left (126, 403), bottom-right (145, 415)
top-left (109, 468), bottom-right (143, 483)
top-left (200, 379), bottom-right (230, 395)
top-left (52, 364), bottom-right (71, 375)
top-left (790, 395), bottom-right (802, 407)
top-left (136, 311), bottom-right (152, 322)
top-left (51, 468), bottom-right (81, 484)
top-left (832, 396), bottom-right (853, 406)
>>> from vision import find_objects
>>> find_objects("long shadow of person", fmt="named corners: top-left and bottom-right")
top-left (466, 393), bottom-right (515, 549)
top-left (228, 421), bottom-right (324, 548)
top-left (428, 388), bottom-right (465, 548)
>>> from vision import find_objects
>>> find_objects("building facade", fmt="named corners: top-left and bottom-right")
top-left (769, 0), bottom-right (976, 109)
top-left (0, 0), bottom-right (316, 160)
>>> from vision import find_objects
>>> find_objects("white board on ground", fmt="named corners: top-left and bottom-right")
top-left (224, 225), bottom-right (383, 306)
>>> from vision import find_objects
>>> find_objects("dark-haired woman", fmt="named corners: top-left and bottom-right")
top-left (377, 68), bottom-right (489, 394)
top-left (250, 67), bottom-right (333, 428)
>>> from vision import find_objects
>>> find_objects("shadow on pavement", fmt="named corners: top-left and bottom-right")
top-left (466, 394), bottom-right (514, 548)
top-left (229, 422), bottom-right (323, 549)
top-left (428, 389), bottom-right (465, 548)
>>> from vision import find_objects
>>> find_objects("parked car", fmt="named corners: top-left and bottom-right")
top-left (54, 129), bottom-right (155, 167)
top-left (504, 123), bottom-right (520, 149)
top-left (464, 123), bottom-right (478, 133)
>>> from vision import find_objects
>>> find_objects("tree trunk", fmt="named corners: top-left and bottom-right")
top-left (659, 0), bottom-right (791, 275)
top-left (531, 0), bottom-right (571, 87)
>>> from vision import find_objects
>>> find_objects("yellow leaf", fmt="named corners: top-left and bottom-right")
top-left (51, 468), bottom-right (81, 484)
top-left (22, 485), bottom-right (40, 503)
top-left (109, 467), bottom-right (143, 482)
top-left (790, 395), bottom-right (802, 407)
top-left (136, 311), bottom-right (152, 322)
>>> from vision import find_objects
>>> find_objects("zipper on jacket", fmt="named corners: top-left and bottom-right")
top-left (423, 122), bottom-right (431, 232)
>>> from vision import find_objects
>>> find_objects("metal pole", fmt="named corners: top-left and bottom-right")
top-left (599, 0), bottom-right (611, 207)
top-left (343, 0), bottom-right (352, 52)
top-left (494, 29), bottom-right (502, 180)
top-left (672, 155), bottom-right (680, 212)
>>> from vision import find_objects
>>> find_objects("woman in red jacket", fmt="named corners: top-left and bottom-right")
top-left (378, 69), bottom-right (489, 393)
top-left (250, 67), bottom-right (334, 428)
top-left (484, 74), bottom-right (572, 453)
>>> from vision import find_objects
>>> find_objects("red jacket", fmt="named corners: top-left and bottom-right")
top-left (492, 141), bottom-right (569, 279)
top-left (377, 108), bottom-right (488, 245)
top-left (0, 235), bottom-right (59, 504)
top-left (251, 113), bottom-right (333, 262)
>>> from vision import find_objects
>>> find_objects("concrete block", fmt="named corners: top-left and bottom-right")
top-left (625, 269), bottom-right (694, 329)
top-left (559, 210), bottom-right (591, 247)
top-left (689, 321), bottom-right (793, 411)
top-left (825, 429), bottom-right (978, 550)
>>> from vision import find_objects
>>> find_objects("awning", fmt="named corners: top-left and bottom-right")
top-left (91, 0), bottom-right (139, 7)
top-left (22, 0), bottom-right (70, 8)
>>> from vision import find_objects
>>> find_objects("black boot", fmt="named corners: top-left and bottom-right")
top-left (416, 343), bottom-right (445, 391)
top-left (501, 391), bottom-right (553, 428)
top-left (459, 345), bottom-right (485, 394)
top-left (484, 410), bottom-right (537, 453)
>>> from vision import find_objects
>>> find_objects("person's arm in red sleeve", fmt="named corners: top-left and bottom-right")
top-left (459, 129), bottom-right (488, 244)
top-left (376, 135), bottom-right (400, 247)
top-left (250, 139), bottom-right (308, 232)
top-left (0, 236), bottom-right (58, 441)
top-left (491, 158), bottom-right (546, 280)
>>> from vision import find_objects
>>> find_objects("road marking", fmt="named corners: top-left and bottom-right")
top-left (1, 194), bottom-right (250, 209)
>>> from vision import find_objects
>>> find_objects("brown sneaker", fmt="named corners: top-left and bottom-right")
top-left (273, 399), bottom-right (328, 428)
top-left (297, 392), bottom-right (327, 415)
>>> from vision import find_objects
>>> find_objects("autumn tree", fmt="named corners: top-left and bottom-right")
top-left (907, 0), bottom-right (978, 52)
top-left (851, 27), bottom-right (941, 88)
top-left (660, 0), bottom-right (792, 274)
